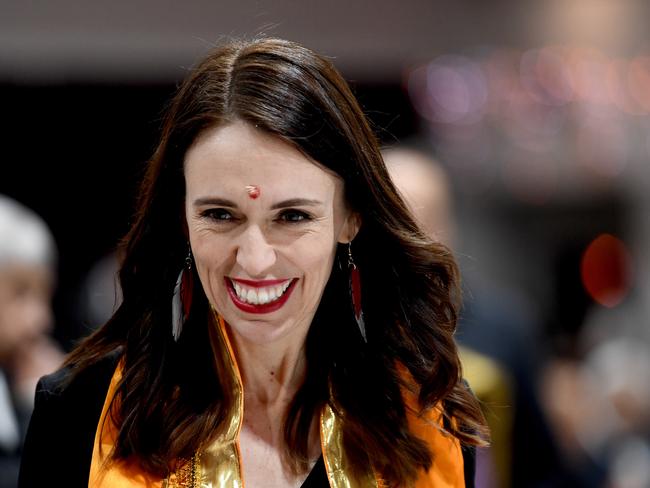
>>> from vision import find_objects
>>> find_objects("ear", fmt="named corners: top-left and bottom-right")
top-left (337, 211), bottom-right (362, 244)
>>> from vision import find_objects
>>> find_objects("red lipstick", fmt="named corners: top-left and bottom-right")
top-left (225, 277), bottom-right (297, 314)
top-left (229, 278), bottom-right (291, 288)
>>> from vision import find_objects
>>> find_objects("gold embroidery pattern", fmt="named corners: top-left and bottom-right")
top-left (164, 453), bottom-right (202, 488)
top-left (196, 314), bottom-right (245, 488)
top-left (320, 404), bottom-right (379, 488)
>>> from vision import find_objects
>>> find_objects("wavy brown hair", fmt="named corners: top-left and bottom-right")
top-left (65, 38), bottom-right (488, 486)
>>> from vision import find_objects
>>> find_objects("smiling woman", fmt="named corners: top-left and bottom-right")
top-left (19, 38), bottom-right (488, 488)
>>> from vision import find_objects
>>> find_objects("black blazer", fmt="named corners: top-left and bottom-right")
top-left (18, 352), bottom-right (120, 488)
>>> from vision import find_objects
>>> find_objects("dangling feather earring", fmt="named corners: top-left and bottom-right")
top-left (348, 242), bottom-right (367, 342)
top-left (172, 248), bottom-right (193, 342)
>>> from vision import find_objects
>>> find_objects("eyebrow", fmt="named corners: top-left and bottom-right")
top-left (192, 197), bottom-right (323, 209)
top-left (270, 198), bottom-right (323, 210)
top-left (193, 197), bottom-right (237, 207)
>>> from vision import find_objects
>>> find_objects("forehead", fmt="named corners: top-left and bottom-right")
top-left (184, 121), bottom-right (342, 200)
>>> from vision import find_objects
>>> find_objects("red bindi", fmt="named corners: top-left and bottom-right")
top-left (245, 185), bottom-right (261, 199)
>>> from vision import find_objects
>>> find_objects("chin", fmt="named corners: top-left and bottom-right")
top-left (225, 316), bottom-right (297, 345)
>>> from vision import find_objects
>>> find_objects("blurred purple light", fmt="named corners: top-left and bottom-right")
top-left (408, 55), bottom-right (488, 125)
top-left (406, 44), bottom-right (648, 198)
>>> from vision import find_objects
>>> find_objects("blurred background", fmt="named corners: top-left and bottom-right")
top-left (1, 1), bottom-right (648, 486)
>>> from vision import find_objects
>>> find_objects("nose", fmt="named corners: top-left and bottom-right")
top-left (236, 225), bottom-right (277, 277)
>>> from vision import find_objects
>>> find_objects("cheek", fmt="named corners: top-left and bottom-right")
top-left (190, 236), bottom-right (230, 296)
top-left (299, 240), bottom-right (338, 287)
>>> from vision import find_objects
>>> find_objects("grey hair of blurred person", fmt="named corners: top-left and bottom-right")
top-left (0, 195), bottom-right (56, 269)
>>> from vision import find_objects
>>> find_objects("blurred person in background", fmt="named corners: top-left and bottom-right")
top-left (384, 148), bottom-right (510, 488)
top-left (0, 195), bottom-right (64, 488)
top-left (542, 303), bottom-right (650, 487)
top-left (384, 147), bottom-right (569, 487)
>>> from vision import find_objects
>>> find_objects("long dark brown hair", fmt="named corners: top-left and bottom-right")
top-left (65, 38), bottom-right (488, 486)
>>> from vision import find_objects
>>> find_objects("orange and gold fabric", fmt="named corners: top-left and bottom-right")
top-left (89, 315), bottom-right (466, 487)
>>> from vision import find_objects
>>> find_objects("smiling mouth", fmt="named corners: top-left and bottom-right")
top-left (225, 277), bottom-right (297, 314)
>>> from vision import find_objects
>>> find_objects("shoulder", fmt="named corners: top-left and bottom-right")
top-left (18, 349), bottom-right (122, 487)
top-left (36, 348), bottom-right (122, 403)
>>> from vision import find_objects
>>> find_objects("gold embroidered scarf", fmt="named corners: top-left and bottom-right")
top-left (89, 316), bottom-right (465, 487)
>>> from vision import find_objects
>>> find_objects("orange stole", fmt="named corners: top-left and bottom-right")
top-left (88, 363), bottom-right (163, 488)
top-left (405, 397), bottom-right (466, 487)
top-left (88, 342), bottom-right (466, 486)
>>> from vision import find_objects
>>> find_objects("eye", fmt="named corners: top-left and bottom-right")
top-left (202, 208), bottom-right (235, 222)
top-left (278, 209), bottom-right (311, 223)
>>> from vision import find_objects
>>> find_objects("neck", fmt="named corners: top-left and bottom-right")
top-left (225, 325), bottom-right (309, 407)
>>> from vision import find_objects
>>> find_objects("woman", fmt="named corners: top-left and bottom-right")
top-left (19, 38), bottom-right (487, 488)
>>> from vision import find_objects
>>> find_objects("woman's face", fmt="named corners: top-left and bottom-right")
top-left (184, 121), bottom-right (359, 346)
top-left (0, 263), bottom-right (53, 362)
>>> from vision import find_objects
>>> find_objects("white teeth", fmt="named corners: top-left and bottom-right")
top-left (269, 287), bottom-right (278, 301)
top-left (231, 279), bottom-right (293, 305)
top-left (246, 289), bottom-right (257, 304)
